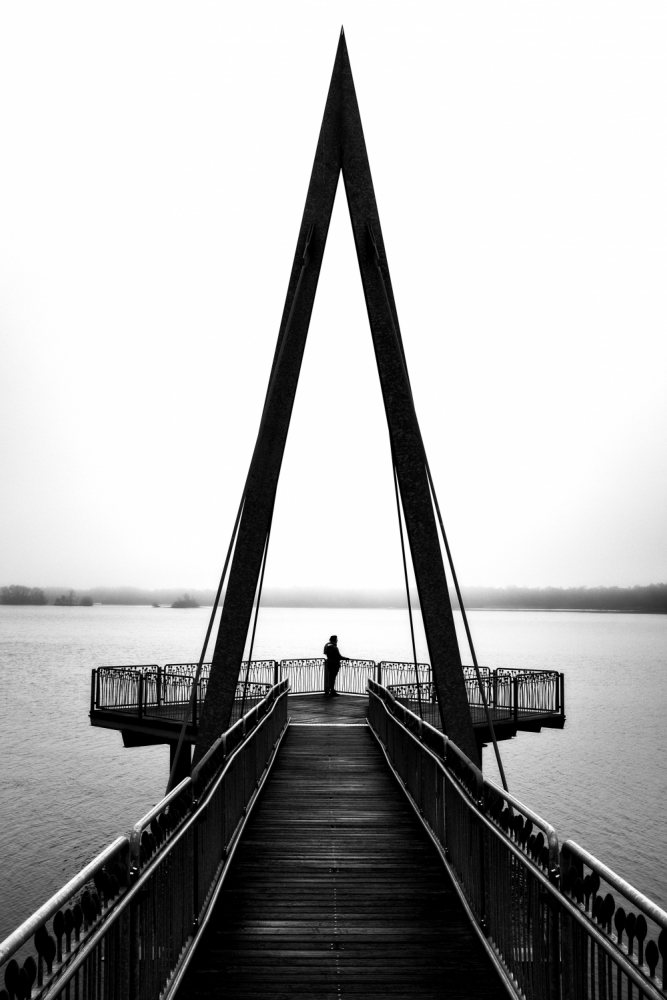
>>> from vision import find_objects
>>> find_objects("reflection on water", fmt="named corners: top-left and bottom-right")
top-left (0, 605), bottom-right (665, 942)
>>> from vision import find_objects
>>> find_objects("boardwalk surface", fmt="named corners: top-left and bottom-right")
top-left (177, 695), bottom-right (507, 999)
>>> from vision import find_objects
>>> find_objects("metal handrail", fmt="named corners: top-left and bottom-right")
top-left (561, 838), bottom-right (667, 991)
top-left (129, 776), bottom-right (191, 870)
top-left (563, 839), bottom-right (667, 930)
top-left (368, 679), bottom-right (666, 1000)
top-left (1, 681), bottom-right (289, 1000)
top-left (387, 667), bottom-right (564, 726)
top-left (0, 837), bottom-right (129, 966)
top-left (91, 661), bottom-right (276, 715)
top-left (371, 679), bottom-right (557, 875)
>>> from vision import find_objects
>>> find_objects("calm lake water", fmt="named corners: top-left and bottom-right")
top-left (0, 604), bottom-right (665, 942)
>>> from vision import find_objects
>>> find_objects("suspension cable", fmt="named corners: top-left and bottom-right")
top-left (391, 461), bottom-right (423, 718)
top-left (164, 223), bottom-right (315, 795)
top-left (165, 493), bottom-right (245, 794)
top-left (368, 221), bottom-right (508, 788)
top-left (425, 463), bottom-right (509, 791)
top-left (240, 498), bottom-right (275, 716)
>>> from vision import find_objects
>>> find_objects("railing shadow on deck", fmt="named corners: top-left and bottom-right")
top-left (0, 681), bottom-right (289, 1000)
top-left (367, 679), bottom-right (667, 1000)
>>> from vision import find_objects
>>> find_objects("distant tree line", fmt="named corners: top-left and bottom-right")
top-left (459, 584), bottom-right (667, 614)
top-left (0, 585), bottom-right (47, 605)
top-left (0, 585), bottom-right (92, 606)
top-left (3, 583), bottom-right (665, 613)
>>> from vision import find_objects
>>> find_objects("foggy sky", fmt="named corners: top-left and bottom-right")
top-left (1, 3), bottom-right (666, 592)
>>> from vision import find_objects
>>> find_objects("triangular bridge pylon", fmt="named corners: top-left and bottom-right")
top-left (194, 31), bottom-right (480, 767)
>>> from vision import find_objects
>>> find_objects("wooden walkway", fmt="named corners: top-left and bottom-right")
top-left (177, 695), bottom-right (507, 999)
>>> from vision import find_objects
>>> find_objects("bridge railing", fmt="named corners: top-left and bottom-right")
top-left (277, 658), bottom-right (377, 693)
top-left (0, 680), bottom-right (289, 1000)
top-left (330, 658), bottom-right (376, 694)
top-left (92, 660), bottom-right (563, 725)
top-left (559, 839), bottom-right (667, 999)
top-left (278, 658), bottom-right (326, 693)
top-left (91, 661), bottom-right (277, 726)
top-left (495, 667), bottom-right (563, 716)
top-left (368, 679), bottom-right (667, 1000)
top-left (377, 661), bottom-right (431, 687)
top-left (386, 665), bottom-right (563, 725)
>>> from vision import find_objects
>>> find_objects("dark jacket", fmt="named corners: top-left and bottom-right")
top-left (323, 642), bottom-right (343, 669)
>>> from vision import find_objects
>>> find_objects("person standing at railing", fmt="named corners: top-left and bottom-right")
top-left (323, 635), bottom-right (348, 696)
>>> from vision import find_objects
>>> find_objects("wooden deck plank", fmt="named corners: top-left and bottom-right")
top-left (287, 692), bottom-right (368, 725)
top-left (176, 700), bottom-right (507, 999)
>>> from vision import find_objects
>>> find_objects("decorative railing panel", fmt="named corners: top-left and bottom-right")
top-left (378, 660), bottom-right (431, 687)
top-left (279, 658), bottom-right (326, 694)
top-left (279, 658), bottom-right (376, 694)
top-left (331, 658), bottom-right (376, 694)
top-left (463, 666), bottom-right (493, 709)
top-left (0, 838), bottom-right (130, 1000)
top-left (94, 665), bottom-right (159, 711)
top-left (387, 667), bottom-right (563, 728)
top-left (367, 680), bottom-right (666, 1000)
top-left (496, 668), bottom-right (562, 716)
top-left (92, 660), bottom-right (564, 729)
top-left (560, 839), bottom-right (667, 998)
top-left (91, 661), bottom-right (277, 726)
top-left (1, 682), bottom-right (289, 1000)
top-left (230, 682), bottom-right (272, 725)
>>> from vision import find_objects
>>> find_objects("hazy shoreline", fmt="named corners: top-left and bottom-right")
top-left (2, 584), bottom-right (665, 614)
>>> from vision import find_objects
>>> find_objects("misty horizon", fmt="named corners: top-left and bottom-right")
top-left (3, 582), bottom-right (665, 613)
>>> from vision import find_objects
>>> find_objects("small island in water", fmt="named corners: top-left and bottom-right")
top-left (171, 593), bottom-right (200, 609)
top-left (54, 590), bottom-right (93, 606)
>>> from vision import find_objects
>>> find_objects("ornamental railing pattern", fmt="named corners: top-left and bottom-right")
top-left (91, 661), bottom-right (277, 727)
top-left (0, 681), bottom-right (289, 1000)
top-left (367, 680), bottom-right (667, 1000)
top-left (91, 660), bottom-right (564, 726)
top-left (378, 661), bottom-right (431, 687)
top-left (277, 658), bottom-right (377, 694)
top-left (387, 666), bottom-right (563, 726)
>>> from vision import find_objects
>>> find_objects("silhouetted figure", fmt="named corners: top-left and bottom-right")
top-left (323, 635), bottom-right (348, 696)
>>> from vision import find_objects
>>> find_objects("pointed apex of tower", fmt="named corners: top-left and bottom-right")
top-left (337, 26), bottom-right (349, 59)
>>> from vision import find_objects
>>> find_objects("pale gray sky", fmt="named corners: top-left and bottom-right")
top-left (1, 2), bottom-right (666, 591)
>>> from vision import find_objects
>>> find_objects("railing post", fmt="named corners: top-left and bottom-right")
top-left (129, 878), bottom-right (149, 1000)
top-left (492, 670), bottom-right (497, 710)
top-left (193, 681), bottom-right (198, 729)
top-left (559, 673), bottom-right (565, 716)
top-left (274, 660), bottom-right (279, 685)
top-left (192, 822), bottom-right (199, 932)
top-left (157, 666), bottom-right (162, 708)
top-left (138, 673), bottom-right (144, 720)
top-left (513, 676), bottom-right (519, 723)
top-left (91, 669), bottom-right (97, 714)
top-left (547, 869), bottom-right (562, 1000)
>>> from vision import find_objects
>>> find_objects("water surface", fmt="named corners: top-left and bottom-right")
top-left (0, 605), bottom-right (665, 942)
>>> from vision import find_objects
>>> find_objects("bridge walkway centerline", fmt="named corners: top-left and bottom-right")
top-left (175, 694), bottom-right (508, 999)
